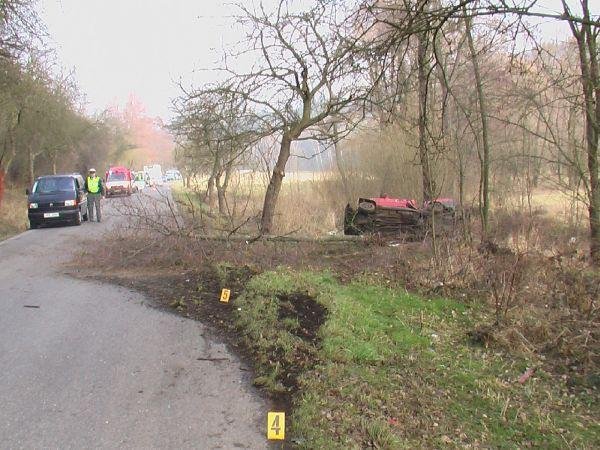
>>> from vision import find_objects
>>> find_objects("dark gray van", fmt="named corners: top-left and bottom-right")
top-left (26, 174), bottom-right (88, 228)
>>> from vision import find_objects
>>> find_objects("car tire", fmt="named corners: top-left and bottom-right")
top-left (358, 201), bottom-right (376, 214)
top-left (29, 221), bottom-right (39, 230)
top-left (74, 210), bottom-right (82, 226)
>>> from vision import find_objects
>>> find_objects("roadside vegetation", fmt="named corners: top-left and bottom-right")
top-left (0, 187), bottom-right (27, 240)
top-left (240, 270), bottom-right (598, 448)
top-left (73, 222), bottom-right (600, 448)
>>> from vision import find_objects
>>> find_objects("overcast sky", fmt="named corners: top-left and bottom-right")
top-left (39, 0), bottom-right (573, 122)
top-left (39, 0), bottom-right (248, 120)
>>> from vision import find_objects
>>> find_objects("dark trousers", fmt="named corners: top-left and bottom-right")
top-left (88, 193), bottom-right (102, 221)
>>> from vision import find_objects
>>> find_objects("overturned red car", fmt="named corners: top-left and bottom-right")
top-left (343, 195), bottom-right (458, 235)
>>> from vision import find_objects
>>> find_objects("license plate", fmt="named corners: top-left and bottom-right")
top-left (43, 212), bottom-right (60, 218)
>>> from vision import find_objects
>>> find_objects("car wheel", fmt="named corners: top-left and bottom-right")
top-left (74, 210), bottom-right (82, 226)
top-left (358, 201), bottom-right (376, 214)
top-left (29, 221), bottom-right (39, 229)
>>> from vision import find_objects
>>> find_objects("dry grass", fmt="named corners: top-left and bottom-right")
top-left (0, 187), bottom-right (27, 241)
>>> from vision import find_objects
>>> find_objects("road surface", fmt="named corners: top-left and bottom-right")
top-left (0, 189), bottom-right (269, 449)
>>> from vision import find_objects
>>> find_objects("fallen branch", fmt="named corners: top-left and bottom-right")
top-left (194, 232), bottom-right (368, 244)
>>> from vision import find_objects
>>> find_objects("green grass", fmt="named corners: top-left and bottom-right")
top-left (234, 270), bottom-right (599, 449)
top-left (0, 188), bottom-right (28, 241)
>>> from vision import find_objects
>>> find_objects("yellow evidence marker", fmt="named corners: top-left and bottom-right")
top-left (220, 288), bottom-right (231, 303)
top-left (267, 412), bottom-right (285, 440)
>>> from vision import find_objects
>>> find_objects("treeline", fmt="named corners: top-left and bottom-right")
top-left (0, 0), bottom-right (130, 191)
top-left (171, 0), bottom-right (600, 265)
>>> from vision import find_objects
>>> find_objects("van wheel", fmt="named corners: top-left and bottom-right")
top-left (29, 221), bottom-right (39, 229)
top-left (74, 211), bottom-right (82, 226)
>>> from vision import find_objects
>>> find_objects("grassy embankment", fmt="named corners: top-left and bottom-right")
top-left (0, 188), bottom-right (28, 241)
top-left (234, 269), bottom-right (598, 448)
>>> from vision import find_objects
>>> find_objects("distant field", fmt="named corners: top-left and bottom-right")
top-left (529, 189), bottom-right (587, 221)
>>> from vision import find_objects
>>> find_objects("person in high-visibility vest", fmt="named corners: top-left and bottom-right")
top-left (85, 168), bottom-right (105, 222)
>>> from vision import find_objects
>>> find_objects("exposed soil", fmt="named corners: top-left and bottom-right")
top-left (277, 293), bottom-right (327, 344)
top-left (248, 292), bottom-right (329, 395)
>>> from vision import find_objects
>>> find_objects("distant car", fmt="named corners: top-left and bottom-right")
top-left (105, 166), bottom-right (133, 197)
top-left (143, 164), bottom-right (163, 186)
top-left (27, 174), bottom-right (88, 229)
top-left (165, 169), bottom-right (182, 182)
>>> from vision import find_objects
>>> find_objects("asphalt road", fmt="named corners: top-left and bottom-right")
top-left (0, 189), bottom-right (269, 449)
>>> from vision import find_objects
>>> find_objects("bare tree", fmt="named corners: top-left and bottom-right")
top-left (218, 0), bottom-right (376, 234)
top-left (0, 0), bottom-right (45, 60)
top-left (171, 88), bottom-right (260, 216)
top-left (560, 0), bottom-right (600, 264)
top-left (463, 5), bottom-right (492, 235)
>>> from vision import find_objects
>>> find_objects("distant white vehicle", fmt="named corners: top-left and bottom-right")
top-left (143, 164), bottom-right (164, 186)
top-left (165, 169), bottom-right (182, 181)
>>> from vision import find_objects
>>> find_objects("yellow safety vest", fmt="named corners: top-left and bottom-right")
top-left (87, 176), bottom-right (100, 194)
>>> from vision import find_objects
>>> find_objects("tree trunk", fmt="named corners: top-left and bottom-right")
top-left (417, 33), bottom-right (435, 202)
top-left (206, 176), bottom-right (215, 208)
top-left (216, 175), bottom-right (226, 216)
top-left (465, 10), bottom-right (491, 236)
top-left (0, 169), bottom-right (5, 209)
top-left (215, 162), bottom-right (234, 217)
top-left (583, 6), bottom-right (600, 265)
top-left (260, 134), bottom-right (292, 234)
top-left (333, 123), bottom-right (351, 203)
top-left (28, 145), bottom-right (35, 186)
top-left (567, 0), bottom-right (600, 265)
top-left (2, 130), bottom-right (16, 177)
